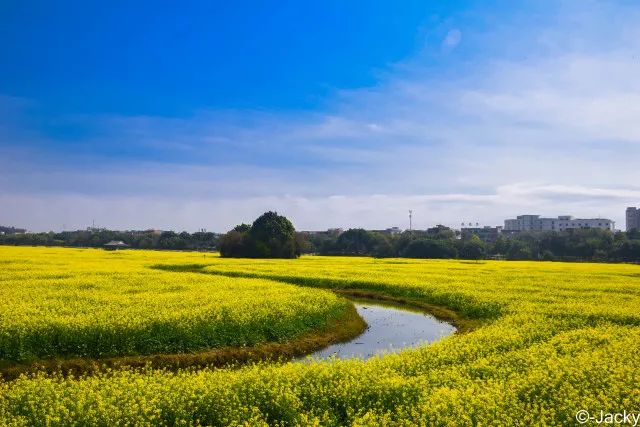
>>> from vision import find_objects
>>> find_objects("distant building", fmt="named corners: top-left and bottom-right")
top-left (385, 227), bottom-right (402, 235)
top-left (627, 207), bottom-right (640, 231)
top-left (504, 215), bottom-right (614, 232)
top-left (0, 226), bottom-right (27, 235)
top-left (104, 240), bottom-right (129, 250)
top-left (461, 226), bottom-right (502, 243)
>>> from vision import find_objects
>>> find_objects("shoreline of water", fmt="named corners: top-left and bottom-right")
top-left (305, 298), bottom-right (457, 360)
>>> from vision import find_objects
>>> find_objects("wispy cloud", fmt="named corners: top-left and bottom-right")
top-left (1, 2), bottom-right (639, 231)
top-left (2, 183), bottom-right (637, 232)
top-left (442, 29), bottom-right (462, 50)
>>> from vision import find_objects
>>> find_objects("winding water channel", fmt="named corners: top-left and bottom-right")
top-left (309, 299), bottom-right (457, 360)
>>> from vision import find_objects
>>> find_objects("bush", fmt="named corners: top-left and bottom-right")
top-left (220, 212), bottom-right (297, 259)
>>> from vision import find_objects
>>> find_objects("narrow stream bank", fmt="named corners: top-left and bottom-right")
top-left (306, 298), bottom-right (457, 360)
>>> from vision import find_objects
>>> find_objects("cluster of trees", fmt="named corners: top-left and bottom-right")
top-left (219, 211), bottom-right (300, 258)
top-left (303, 227), bottom-right (640, 262)
top-left (304, 227), bottom-right (486, 260)
top-left (494, 228), bottom-right (640, 262)
top-left (3, 216), bottom-right (640, 262)
top-left (0, 229), bottom-right (219, 251)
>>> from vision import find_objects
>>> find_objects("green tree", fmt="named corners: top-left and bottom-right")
top-left (506, 240), bottom-right (533, 260)
top-left (295, 232), bottom-right (313, 255)
top-left (248, 211), bottom-right (297, 258)
top-left (371, 234), bottom-right (394, 258)
top-left (614, 240), bottom-right (640, 262)
top-left (219, 229), bottom-right (249, 257)
top-left (400, 239), bottom-right (458, 259)
top-left (458, 236), bottom-right (486, 260)
top-left (335, 229), bottom-right (376, 255)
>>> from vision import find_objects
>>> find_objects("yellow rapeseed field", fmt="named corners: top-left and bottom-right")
top-left (0, 247), bottom-right (349, 361)
top-left (1, 246), bottom-right (640, 425)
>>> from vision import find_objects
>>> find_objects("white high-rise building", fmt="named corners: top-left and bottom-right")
top-left (627, 207), bottom-right (640, 231)
top-left (504, 215), bottom-right (614, 232)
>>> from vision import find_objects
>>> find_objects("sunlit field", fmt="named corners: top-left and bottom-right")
top-left (0, 247), bottom-right (349, 362)
top-left (1, 246), bottom-right (640, 425)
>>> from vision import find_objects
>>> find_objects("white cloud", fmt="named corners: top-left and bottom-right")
top-left (442, 29), bottom-right (462, 50)
top-left (2, 3), bottom-right (640, 231)
top-left (2, 182), bottom-right (638, 232)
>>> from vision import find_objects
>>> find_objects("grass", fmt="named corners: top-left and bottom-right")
top-left (1, 247), bottom-right (640, 425)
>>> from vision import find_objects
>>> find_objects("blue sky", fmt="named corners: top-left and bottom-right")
top-left (1, 1), bottom-right (640, 232)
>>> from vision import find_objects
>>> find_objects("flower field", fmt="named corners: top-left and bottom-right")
top-left (0, 247), bottom-right (350, 362)
top-left (1, 246), bottom-right (640, 425)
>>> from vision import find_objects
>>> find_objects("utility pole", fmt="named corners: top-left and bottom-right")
top-left (409, 210), bottom-right (413, 232)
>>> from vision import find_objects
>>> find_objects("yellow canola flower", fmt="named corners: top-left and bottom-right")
top-left (0, 246), bottom-right (639, 425)
top-left (0, 247), bottom-right (347, 361)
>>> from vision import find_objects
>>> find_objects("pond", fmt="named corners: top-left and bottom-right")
top-left (307, 299), bottom-right (457, 360)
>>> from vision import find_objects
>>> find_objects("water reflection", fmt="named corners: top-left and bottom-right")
top-left (309, 300), bottom-right (456, 360)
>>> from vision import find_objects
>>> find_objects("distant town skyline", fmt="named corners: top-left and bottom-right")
top-left (2, 2), bottom-right (640, 232)
top-left (0, 206), bottom-right (631, 234)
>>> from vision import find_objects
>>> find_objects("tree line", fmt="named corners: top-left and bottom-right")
top-left (0, 229), bottom-right (219, 251)
top-left (3, 214), bottom-right (640, 262)
top-left (302, 227), bottom-right (640, 262)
